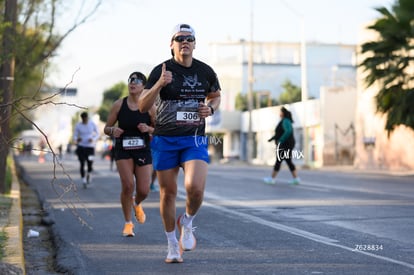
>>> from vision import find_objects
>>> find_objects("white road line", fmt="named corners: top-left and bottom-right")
top-left (204, 199), bottom-right (339, 243)
top-left (302, 180), bottom-right (414, 199)
top-left (178, 190), bottom-right (414, 270)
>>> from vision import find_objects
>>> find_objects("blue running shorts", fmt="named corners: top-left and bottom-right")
top-left (151, 135), bottom-right (209, 171)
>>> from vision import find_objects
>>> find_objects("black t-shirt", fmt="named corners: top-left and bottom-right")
top-left (145, 58), bottom-right (221, 136)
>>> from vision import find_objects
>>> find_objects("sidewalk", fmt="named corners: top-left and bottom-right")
top-left (217, 159), bottom-right (414, 177)
top-left (315, 164), bottom-right (414, 177)
top-left (0, 157), bottom-right (24, 274)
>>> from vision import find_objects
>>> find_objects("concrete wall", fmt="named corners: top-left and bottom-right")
top-left (354, 23), bottom-right (414, 172)
top-left (320, 86), bottom-right (357, 165)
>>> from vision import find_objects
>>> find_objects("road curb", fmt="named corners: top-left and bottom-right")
top-left (3, 156), bottom-right (25, 274)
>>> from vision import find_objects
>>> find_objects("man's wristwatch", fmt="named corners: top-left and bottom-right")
top-left (208, 105), bottom-right (215, 115)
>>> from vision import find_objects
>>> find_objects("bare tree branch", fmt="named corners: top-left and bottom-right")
top-left (14, 97), bottom-right (93, 229)
top-left (43, 0), bottom-right (103, 60)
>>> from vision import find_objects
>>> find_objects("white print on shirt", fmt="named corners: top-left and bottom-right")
top-left (183, 74), bottom-right (202, 89)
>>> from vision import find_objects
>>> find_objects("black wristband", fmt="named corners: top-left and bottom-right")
top-left (208, 105), bottom-right (215, 115)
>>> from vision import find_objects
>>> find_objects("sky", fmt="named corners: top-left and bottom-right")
top-left (47, 0), bottom-right (394, 107)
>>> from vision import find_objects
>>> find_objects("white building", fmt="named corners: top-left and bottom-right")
top-left (209, 40), bottom-right (357, 111)
top-left (206, 40), bottom-right (358, 167)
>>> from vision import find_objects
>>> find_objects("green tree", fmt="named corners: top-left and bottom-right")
top-left (0, 0), bottom-right (17, 194)
top-left (278, 79), bottom-right (301, 104)
top-left (97, 82), bottom-right (128, 123)
top-left (359, 0), bottom-right (414, 134)
top-left (0, 0), bottom-right (102, 193)
top-left (235, 92), bottom-right (248, 111)
top-left (2, 0), bottom-right (101, 100)
top-left (235, 92), bottom-right (278, 111)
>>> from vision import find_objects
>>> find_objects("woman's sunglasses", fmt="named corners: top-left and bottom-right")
top-left (128, 77), bottom-right (143, 85)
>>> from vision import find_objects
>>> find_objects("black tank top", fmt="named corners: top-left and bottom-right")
top-left (115, 97), bottom-right (151, 149)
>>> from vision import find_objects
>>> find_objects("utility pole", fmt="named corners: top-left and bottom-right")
top-left (0, 0), bottom-right (17, 193)
top-left (279, 0), bottom-right (309, 167)
top-left (247, 0), bottom-right (254, 163)
top-left (300, 17), bottom-right (309, 167)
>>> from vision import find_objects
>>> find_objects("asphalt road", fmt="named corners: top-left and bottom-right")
top-left (16, 154), bottom-right (414, 275)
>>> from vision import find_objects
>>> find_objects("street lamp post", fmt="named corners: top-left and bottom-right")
top-left (300, 16), bottom-right (309, 167)
top-left (279, 0), bottom-right (309, 167)
top-left (247, 0), bottom-right (254, 163)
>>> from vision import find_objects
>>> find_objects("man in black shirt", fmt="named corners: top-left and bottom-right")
top-left (139, 23), bottom-right (221, 263)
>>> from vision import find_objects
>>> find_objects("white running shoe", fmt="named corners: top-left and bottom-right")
top-left (165, 242), bottom-right (183, 263)
top-left (263, 177), bottom-right (276, 184)
top-left (177, 215), bottom-right (197, 251)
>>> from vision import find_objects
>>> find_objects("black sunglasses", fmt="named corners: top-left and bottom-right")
top-left (128, 77), bottom-right (143, 85)
top-left (173, 35), bottom-right (195, 43)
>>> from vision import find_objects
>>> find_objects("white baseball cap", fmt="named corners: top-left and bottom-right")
top-left (171, 23), bottom-right (195, 38)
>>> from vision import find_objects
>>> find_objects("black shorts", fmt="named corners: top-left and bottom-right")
top-left (114, 148), bottom-right (152, 166)
top-left (76, 146), bottom-right (95, 161)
